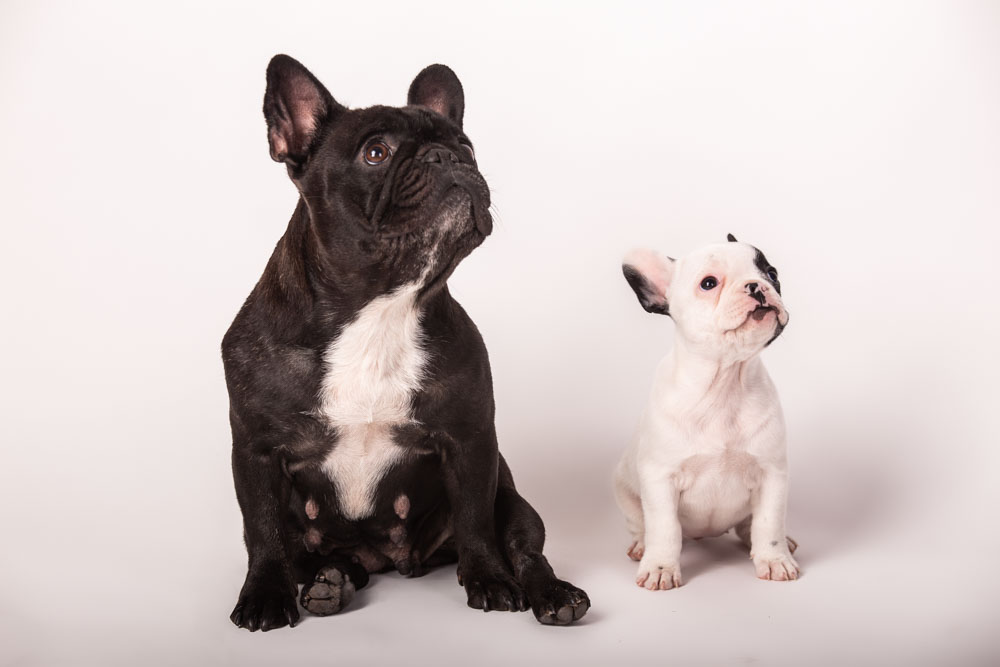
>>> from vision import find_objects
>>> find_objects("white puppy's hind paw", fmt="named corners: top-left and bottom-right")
top-left (753, 552), bottom-right (799, 581)
top-left (626, 541), bottom-right (645, 561)
top-left (635, 560), bottom-right (682, 591)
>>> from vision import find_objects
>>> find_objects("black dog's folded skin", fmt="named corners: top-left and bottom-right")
top-left (223, 55), bottom-right (589, 632)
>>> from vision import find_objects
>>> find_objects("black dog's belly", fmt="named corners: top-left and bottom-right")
top-left (287, 453), bottom-right (453, 575)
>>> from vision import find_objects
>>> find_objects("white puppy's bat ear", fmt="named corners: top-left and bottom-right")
top-left (408, 64), bottom-right (465, 127)
top-left (263, 55), bottom-right (343, 173)
top-left (727, 233), bottom-right (738, 242)
top-left (622, 249), bottom-right (675, 316)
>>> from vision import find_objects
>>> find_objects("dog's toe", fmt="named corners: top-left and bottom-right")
top-left (230, 571), bottom-right (299, 632)
top-left (462, 568), bottom-right (526, 613)
top-left (635, 560), bottom-right (682, 591)
top-left (753, 552), bottom-right (800, 582)
top-left (528, 578), bottom-right (590, 626)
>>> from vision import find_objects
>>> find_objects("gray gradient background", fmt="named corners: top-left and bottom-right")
top-left (2, 1), bottom-right (999, 665)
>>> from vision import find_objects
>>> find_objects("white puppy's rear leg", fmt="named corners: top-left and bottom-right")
top-left (614, 465), bottom-right (646, 560)
top-left (614, 479), bottom-right (645, 560)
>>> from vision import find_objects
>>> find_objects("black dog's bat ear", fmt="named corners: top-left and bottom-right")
top-left (408, 64), bottom-right (464, 127)
top-left (263, 55), bottom-right (343, 173)
top-left (622, 249), bottom-right (675, 316)
top-left (727, 233), bottom-right (738, 242)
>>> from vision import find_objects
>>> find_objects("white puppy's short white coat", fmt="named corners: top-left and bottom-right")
top-left (614, 235), bottom-right (799, 591)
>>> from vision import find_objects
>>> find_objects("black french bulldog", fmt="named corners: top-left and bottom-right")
top-left (222, 55), bottom-right (590, 632)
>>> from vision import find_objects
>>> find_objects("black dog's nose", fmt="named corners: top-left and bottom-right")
top-left (421, 147), bottom-right (459, 164)
top-left (746, 282), bottom-right (766, 305)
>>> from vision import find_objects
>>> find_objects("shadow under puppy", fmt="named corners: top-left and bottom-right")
top-left (223, 55), bottom-right (589, 631)
top-left (614, 235), bottom-right (799, 590)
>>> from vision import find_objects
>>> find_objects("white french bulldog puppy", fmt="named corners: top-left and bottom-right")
top-left (614, 234), bottom-right (798, 591)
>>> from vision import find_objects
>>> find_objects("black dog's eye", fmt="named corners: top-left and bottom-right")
top-left (767, 267), bottom-right (779, 282)
top-left (364, 141), bottom-right (391, 165)
top-left (700, 276), bottom-right (718, 291)
top-left (459, 142), bottom-right (475, 160)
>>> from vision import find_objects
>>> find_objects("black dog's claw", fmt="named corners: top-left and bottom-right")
top-left (463, 569), bottom-right (526, 614)
top-left (528, 578), bottom-right (590, 626)
top-left (230, 569), bottom-right (299, 632)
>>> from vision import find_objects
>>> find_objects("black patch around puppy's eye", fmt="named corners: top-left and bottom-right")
top-left (700, 276), bottom-right (718, 290)
top-left (753, 247), bottom-right (781, 295)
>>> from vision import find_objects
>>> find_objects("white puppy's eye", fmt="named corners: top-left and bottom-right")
top-left (700, 276), bottom-right (718, 290)
top-left (767, 267), bottom-right (778, 281)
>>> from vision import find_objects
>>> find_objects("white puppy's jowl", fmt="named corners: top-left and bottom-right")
top-left (614, 235), bottom-right (799, 591)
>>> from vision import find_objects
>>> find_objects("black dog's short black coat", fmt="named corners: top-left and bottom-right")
top-left (223, 55), bottom-right (589, 631)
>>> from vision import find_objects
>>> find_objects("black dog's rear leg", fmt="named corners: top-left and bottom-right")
top-left (294, 554), bottom-right (370, 617)
top-left (495, 454), bottom-right (590, 625)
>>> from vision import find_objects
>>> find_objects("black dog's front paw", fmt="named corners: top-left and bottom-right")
top-left (462, 567), bottom-right (527, 613)
top-left (230, 567), bottom-right (299, 632)
top-left (527, 578), bottom-right (590, 625)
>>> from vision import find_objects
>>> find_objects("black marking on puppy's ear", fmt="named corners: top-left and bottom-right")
top-left (727, 233), bottom-right (738, 243)
top-left (263, 54), bottom-right (343, 174)
top-left (623, 265), bottom-right (671, 316)
top-left (408, 64), bottom-right (465, 127)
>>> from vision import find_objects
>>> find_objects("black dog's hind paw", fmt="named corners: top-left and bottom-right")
top-left (528, 578), bottom-right (590, 625)
top-left (463, 570), bottom-right (528, 613)
top-left (300, 565), bottom-right (356, 616)
top-left (231, 574), bottom-right (300, 632)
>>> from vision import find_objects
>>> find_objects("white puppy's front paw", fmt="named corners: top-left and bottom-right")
top-left (635, 559), bottom-right (682, 591)
top-left (752, 551), bottom-right (800, 581)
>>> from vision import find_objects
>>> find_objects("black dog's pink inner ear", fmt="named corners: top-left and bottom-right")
top-left (264, 54), bottom-right (339, 168)
top-left (407, 64), bottom-right (465, 127)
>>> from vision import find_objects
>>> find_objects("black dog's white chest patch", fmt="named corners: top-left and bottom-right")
top-left (317, 284), bottom-right (427, 520)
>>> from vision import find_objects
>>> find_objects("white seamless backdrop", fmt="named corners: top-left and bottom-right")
top-left (1, 1), bottom-right (998, 665)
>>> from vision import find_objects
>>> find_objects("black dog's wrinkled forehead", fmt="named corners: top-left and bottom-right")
top-left (326, 104), bottom-right (471, 155)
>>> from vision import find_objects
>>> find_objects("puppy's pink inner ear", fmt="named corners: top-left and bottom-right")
top-left (626, 249), bottom-right (674, 299)
top-left (623, 248), bottom-right (675, 316)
